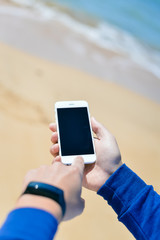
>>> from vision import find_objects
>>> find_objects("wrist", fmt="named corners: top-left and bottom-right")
top-left (96, 161), bottom-right (123, 192)
top-left (16, 194), bottom-right (63, 223)
top-left (109, 161), bottom-right (123, 177)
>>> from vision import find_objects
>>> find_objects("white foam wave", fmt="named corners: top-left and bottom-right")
top-left (6, 0), bottom-right (160, 79)
top-left (9, 0), bottom-right (37, 7)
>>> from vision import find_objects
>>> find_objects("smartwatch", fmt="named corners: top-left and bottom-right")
top-left (23, 181), bottom-right (66, 217)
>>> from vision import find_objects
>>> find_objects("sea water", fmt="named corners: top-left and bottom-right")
top-left (51, 0), bottom-right (160, 50)
top-left (9, 0), bottom-right (160, 80)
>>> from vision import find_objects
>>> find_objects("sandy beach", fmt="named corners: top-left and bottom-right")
top-left (0, 42), bottom-right (160, 239)
top-left (0, 1), bottom-right (160, 240)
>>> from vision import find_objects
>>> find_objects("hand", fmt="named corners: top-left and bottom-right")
top-left (82, 117), bottom-right (122, 191)
top-left (49, 117), bottom-right (122, 192)
top-left (17, 157), bottom-right (85, 222)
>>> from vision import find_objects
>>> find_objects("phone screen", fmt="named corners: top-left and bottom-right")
top-left (57, 107), bottom-right (94, 156)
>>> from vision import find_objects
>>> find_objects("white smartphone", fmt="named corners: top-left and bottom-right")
top-left (55, 100), bottom-right (96, 165)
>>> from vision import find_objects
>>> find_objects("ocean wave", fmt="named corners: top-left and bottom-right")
top-left (6, 0), bottom-right (160, 79)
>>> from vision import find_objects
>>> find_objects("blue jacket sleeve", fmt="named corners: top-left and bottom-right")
top-left (97, 164), bottom-right (160, 240)
top-left (0, 208), bottom-right (58, 240)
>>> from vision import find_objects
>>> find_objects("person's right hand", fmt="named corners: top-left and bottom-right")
top-left (82, 117), bottom-right (122, 192)
top-left (49, 117), bottom-right (122, 192)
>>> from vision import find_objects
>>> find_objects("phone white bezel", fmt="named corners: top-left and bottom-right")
top-left (55, 100), bottom-right (96, 165)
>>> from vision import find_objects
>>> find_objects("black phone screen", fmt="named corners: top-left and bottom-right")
top-left (57, 107), bottom-right (94, 156)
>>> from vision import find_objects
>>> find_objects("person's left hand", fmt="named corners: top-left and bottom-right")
top-left (18, 157), bottom-right (85, 222)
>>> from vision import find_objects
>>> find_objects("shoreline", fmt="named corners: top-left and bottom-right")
top-left (0, 2), bottom-right (160, 103)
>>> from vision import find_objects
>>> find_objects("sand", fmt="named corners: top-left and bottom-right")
top-left (0, 41), bottom-right (160, 240)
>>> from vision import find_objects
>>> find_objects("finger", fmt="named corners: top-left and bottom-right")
top-left (49, 123), bottom-right (57, 132)
top-left (50, 144), bottom-right (59, 156)
top-left (52, 156), bottom-right (61, 164)
top-left (51, 132), bottom-right (58, 144)
top-left (72, 157), bottom-right (84, 177)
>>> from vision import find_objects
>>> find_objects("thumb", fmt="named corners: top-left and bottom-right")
top-left (72, 157), bottom-right (84, 177)
top-left (78, 197), bottom-right (85, 216)
top-left (91, 117), bottom-right (106, 139)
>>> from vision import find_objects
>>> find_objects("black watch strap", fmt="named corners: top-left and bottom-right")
top-left (23, 181), bottom-right (66, 217)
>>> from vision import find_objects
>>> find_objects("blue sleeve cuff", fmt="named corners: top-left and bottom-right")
top-left (0, 208), bottom-right (58, 240)
top-left (97, 164), bottom-right (147, 217)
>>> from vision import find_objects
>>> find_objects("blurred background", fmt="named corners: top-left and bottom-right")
top-left (0, 0), bottom-right (160, 239)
